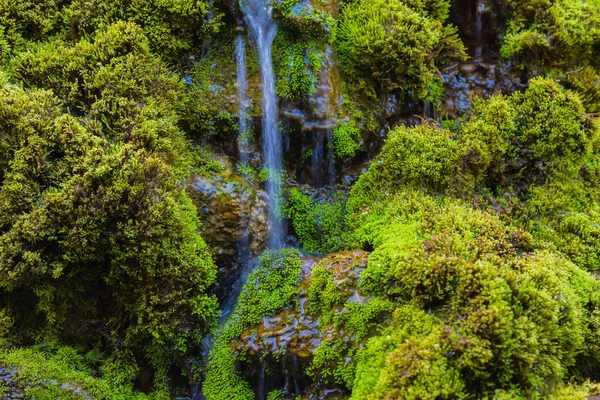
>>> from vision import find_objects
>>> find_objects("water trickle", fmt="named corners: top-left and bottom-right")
top-left (257, 364), bottom-right (266, 400)
top-left (474, 0), bottom-right (485, 61)
top-left (240, 0), bottom-right (284, 249)
top-left (309, 45), bottom-right (338, 187)
top-left (236, 29), bottom-right (251, 165)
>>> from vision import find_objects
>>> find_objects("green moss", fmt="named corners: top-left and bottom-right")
top-left (332, 120), bottom-right (362, 161)
top-left (0, 343), bottom-right (147, 399)
top-left (342, 298), bottom-right (395, 342)
top-left (498, 0), bottom-right (600, 112)
top-left (274, 35), bottom-right (322, 102)
top-left (307, 260), bottom-right (344, 318)
top-left (336, 0), bottom-right (466, 101)
top-left (0, 21), bottom-right (218, 392)
top-left (275, 0), bottom-right (336, 40)
top-left (308, 339), bottom-right (356, 388)
top-left (203, 249), bottom-right (303, 399)
top-left (285, 187), bottom-right (348, 254)
top-left (348, 195), bottom-right (599, 397)
top-left (267, 389), bottom-right (285, 400)
top-left (184, 31), bottom-right (242, 139)
top-left (64, 0), bottom-right (223, 63)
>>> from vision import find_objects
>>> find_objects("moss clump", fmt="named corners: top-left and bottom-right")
top-left (275, 0), bottom-right (336, 40)
top-left (348, 197), bottom-right (600, 398)
top-left (64, 0), bottom-right (223, 63)
top-left (498, 0), bottom-right (600, 112)
top-left (0, 343), bottom-right (147, 399)
top-left (307, 260), bottom-right (344, 318)
top-left (348, 77), bottom-right (597, 245)
top-left (336, 0), bottom-right (466, 101)
top-left (285, 187), bottom-right (348, 254)
top-left (339, 74), bottom-right (600, 398)
top-left (0, 0), bottom-right (223, 65)
top-left (332, 120), bottom-right (362, 161)
top-left (0, 21), bottom-right (219, 394)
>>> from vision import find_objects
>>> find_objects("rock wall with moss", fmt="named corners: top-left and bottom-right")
top-left (0, 0), bottom-right (600, 399)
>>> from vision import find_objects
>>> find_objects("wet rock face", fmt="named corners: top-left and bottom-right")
top-left (186, 157), bottom-right (269, 291)
top-left (442, 60), bottom-right (521, 119)
top-left (231, 250), bottom-right (370, 399)
top-left (0, 365), bottom-right (90, 399)
top-left (0, 365), bottom-right (24, 399)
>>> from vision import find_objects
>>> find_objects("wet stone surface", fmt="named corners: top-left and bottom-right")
top-left (442, 59), bottom-right (522, 119)
top-left (230, 251), bottom-right (370, 399)
top-left (186, 157), bottom-right (269, 297)
top-left (0, 365), bottom-right (24, 399)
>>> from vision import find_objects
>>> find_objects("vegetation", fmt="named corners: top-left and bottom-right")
top-left (0, 15), bottom-right (218, 397)
top-left (1, 0), bottom-right (600, 398)
top-left (284, 187), bottom-right (347, 254)
top-left (0, 343), bottom-right (147, 399)
top-left (337, 0), bottom-right (466, 101)
top-left (202, 249), bottom-right (302, 399)
top-left (498, 0), bottom-right (600, 112)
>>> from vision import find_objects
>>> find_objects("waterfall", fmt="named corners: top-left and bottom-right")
top-left (309, 45), bottom-right (337, 187)
top-left (236, 28), bottom-right (250, 165)
top-left (474, 0), bottom-right (485, 60)
top-left (240, 0), bottom-right (284, 250)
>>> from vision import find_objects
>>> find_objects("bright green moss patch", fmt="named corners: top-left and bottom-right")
top-left (285, 187), bottom-right (348, 254)
top-left (332, 121), bottom-right (361, 161)
top-left (338, 74), bottom-right (600, 398)
top-left (347, 198), bottom-right (600, 398)
top-left (337, 0), bottom-right (466, 101)
top-left (203, 249), bottom-right (302, 399)
top-left (0, 344), bottom-right (147, 399)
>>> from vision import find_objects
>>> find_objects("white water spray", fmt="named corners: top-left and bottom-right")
top-left (240, 0), bottom-right (284, 249)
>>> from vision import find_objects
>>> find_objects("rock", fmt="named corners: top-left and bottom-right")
top-left (186, 156), bottom-right (269, 294)
top-left (442, 59), bottom-right (522, 119)
top-left (230, 251), bottom-right (370, 399)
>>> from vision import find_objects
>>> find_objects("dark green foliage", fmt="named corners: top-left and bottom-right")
top-left (0, 21), bottom-right (218, 394)
top-left (64, 0), bottom-right (223, 62)
top-left (285, 187), bottom-right (347, 254)
top-left (184, 31), bottom-right (242, 139)
top-left (0, 0), bottom-right (222, 64)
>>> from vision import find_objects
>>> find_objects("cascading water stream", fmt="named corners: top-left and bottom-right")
top-left (240, 0), bottom-right (284, 249)
top-left (309, 45), bottom-right (337, 187)
top-left (474, 0), bottom-right (485, 60)
top-left (236, 28), bottom-right (250, 165)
